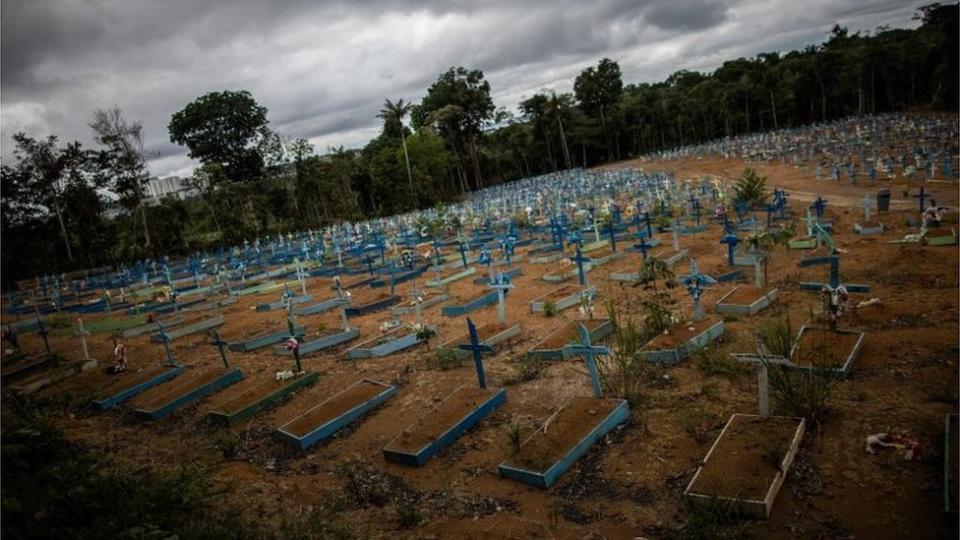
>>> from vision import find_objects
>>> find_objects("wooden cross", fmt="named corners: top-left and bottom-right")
top-left (734, 351), bottom-right (794, 417)
top-left (76, 318), bottom-right (90, 361)
top-left (561, 323), bottom-right (608, 398)
top-left (605, 220), bottom-right (617, 252)
top-left (634, 236), bottom-right (651, 260)
top-left (457, 240), bottom-right (470, 268)
top-left (488, 272), bottom-right (514, 323)
top-left (155, 321), bottom-right (176, 366)
top-left (210, 329), bottom-right (230, 369)
top-left (30, 313), bottom-right (51, 357)
top-left (914, 186), bottom-right (928, 212)
top-left (569, 246), bottom-right (591, 286)
top-left (458, 318), bottom-right (493, 389)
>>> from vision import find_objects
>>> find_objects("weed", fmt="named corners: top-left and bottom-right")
top-left (696, 347), bottom-right (745, 378)
top-left (634, 256), bottom-right (674, 292)
top-left (542, 300), bottom-right (558, 318)
top-left (757, 313), bottom-right (794, 358)
top-left (763, 357), bottom-right (837, 425)
top-left (504, 421), bottom-right (524, 453)
top-left (639, 292), bottom-right (676, 335)
top-left (667, 498), bottom-right (748, 540)
top-left (217, 432), bottom-right (239, 459)
top-left (595, 300), bottom-right (653, 409)
top-left (394, 501), bottom-right (423, 528)
top-left (680, 405), bottom-right (718, 444)
top-left (434, 348), bottom-right (462, 371)
top-left (733, 167), bottom-right (767, 207)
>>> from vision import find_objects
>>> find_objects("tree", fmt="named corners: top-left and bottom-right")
top-left (168, 90), bottom-right (269, 182)
top-left (412, 67), bottom-right (494, 190)
top-left (378, 99), bottom-right (415, 198)
top-left (91, 107), bottom-right (155, 256)
top-left (8, 133), bottom-right (75, 262)
top-left (574, 58), bottom-right (623, 161)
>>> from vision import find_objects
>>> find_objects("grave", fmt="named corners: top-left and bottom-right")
top-left (642, 318), bottom-right (725, 363)
top-left (440, 290), bottom-right (499, 317)
top-left (499, 323), bottom-right (629, 488)
top-left (346, 324), bottom-right (435, 359)
top-left (344, 293), bottom-right (400, 317)
top-left (391, 291), bottom-right (449, 316)
top-left (275, 378), bottom-right (397, 451)
top-left (382, 318), bottom-right (506, 466)
top-left (207, 372), bottom-right (320, 425)
top-left (529, 284), bottom-right (597, 314)
top-left (120, 313), bottom-right (185, 338)
top-left (471, 265), bottom-right (522, 285)
top-left (272, 306), bottom-right (359, 357)
top-left (526, 318), bottom-right (614, 360)
top-left (229, 323), bottom-right (306, 352)
top-left (297, 296), bottom-right (349, 315)
top-left (8, 318), bottom-right (100, 394)
top-left (683, 414), bottom-right (805, 518)
top-left (133, 366), bottom-right (243, 420)
top-left (436, 321), bottom-right (521, 359)
top-left (426, 266), bottom-right (477, 287)
top-left (853, 194), bottom-right (884, 235)
top-left (149, 315), bottom-right (224, 342)
top-left (92, 364), bottom-right (185, 410)
top-left (256, 293), bottom-right (313, 311)
top-left (232, 281), bottom-right (281, 296)
top-left (715, 285), bottom-right (779, 316)
top-left (924, 227), bottom-right (957, 246)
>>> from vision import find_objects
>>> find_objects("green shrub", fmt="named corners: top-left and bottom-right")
top-left (733, 167), bottom-right (767, 207)
top-left (542, 300), bottom-right (558, 317)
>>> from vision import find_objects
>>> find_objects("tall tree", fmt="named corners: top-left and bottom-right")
top-left (378, 99), bottom-right (415, 197)
top-left (168, 90), bottom-right (269, 182)
top-left (91, 107), bottom-right (154, 255)
top-left (412, 67), bottom-right (494, 190)
top-left (574, 58), bottom-right (623, 161)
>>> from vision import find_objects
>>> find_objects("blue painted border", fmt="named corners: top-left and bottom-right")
top-left (275, 380), bottom-right (397, 450)
top-left (230, 326), bottom-right (306, 352)
top-left (441, 291), bottom-right (498, 317)
top-left (383, 387), bottom-right (506, 466)
top-left (134, 368), bottom-right (243, 420)
top-left (92, 366), bottom-right (185, 410)
top-left (498, 399), bottom-right (630, 488)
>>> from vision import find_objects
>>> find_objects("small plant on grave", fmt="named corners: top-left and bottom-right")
top-left (410, 323), bottom-right (436, 344)
top-left (640, 292), bottom-right (677, 336)
top-left (45, 313), bottom-right (72, 330)
top-left (594, 300), bottom-right (653, 408)
top-left (668, 497), bottom-right (747, 540)
top-left (654, 214), bottom-right (672, 230)
top-left (680, 405), bottom-right (718, 445)
top-left (434, 348), bottom-right (462, 371)
top-left (542, 300), bottom-right (558, 318)
top-left (504, 420), bottom-right (524, 454)
top-left (394, 501), bottom-right (423, 528)
top-left (733, 167), bottom-right (768, 208)
top-left (757, 313), bottom-right (794, 358)
top-left (762, 355), bottom-right (838, 426)
top-left (634, 256), bottom-right (674, 292)
top-left (216, 432), bottom-right (239, 459)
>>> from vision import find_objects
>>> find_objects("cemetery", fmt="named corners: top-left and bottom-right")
top-left (2, 9), bottom-right (958, 536)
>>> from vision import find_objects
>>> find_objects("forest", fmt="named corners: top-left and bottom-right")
top-left (1, 3), bottom-right (956, 288)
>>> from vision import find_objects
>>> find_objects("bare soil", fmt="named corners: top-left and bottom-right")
top-left (385, 385), bottom-right (499, 454)
top-left (502, 397), bottom-right (621, 473)
top-left (209, 373), bottom-right (313, 415)
top-left (537, 284), bottom-right (581, 303)
top-left (688, 415), bottom-right (803, 501)
top-left (282, 380), bottom-right (385, 438)
top-left (791, 328), bottom-right (862, 369)
top-left (442, 321), bottom-right (511, 347)
top-left (643, 318), bottom-right (721, 350)
top-left (133, 368), bottom-right (230, 410)
top-left (719, 285), bottom-right (770, 306)
top-left (534, 319), bottom-right (610, 350)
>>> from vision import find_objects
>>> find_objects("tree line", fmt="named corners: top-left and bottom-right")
top-left (2, 3), bottom-right (956, 289)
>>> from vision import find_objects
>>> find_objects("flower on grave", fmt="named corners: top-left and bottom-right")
top-left (379, 321), bottom-right (392, 333)
top-left (276, 370), bottom-right (294, 381)
top-left (284, 337), bottom-right (299, 352)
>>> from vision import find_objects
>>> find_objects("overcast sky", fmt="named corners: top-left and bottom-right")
top-left (1, 0), bottom-right (922, 178)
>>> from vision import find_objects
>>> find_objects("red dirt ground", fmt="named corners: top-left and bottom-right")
top-left (4, 154), bottom-right (958, 539)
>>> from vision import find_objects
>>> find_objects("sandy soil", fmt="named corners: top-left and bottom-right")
top-left (3, 154), bottom-right (959, 539)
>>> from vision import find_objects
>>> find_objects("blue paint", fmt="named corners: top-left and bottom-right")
top-left (134, 368), bottom-right (243, 420)
top-left (92, 366), bottom-right (185, 410)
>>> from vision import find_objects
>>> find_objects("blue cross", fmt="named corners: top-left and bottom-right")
top-left (798, 251), bottom-right (869, 292)
top-left (634, 236), bottom-right (652, 260)
top-left (913, 186), bottom-right (928, 212)
top-left (432, 236), bottom-right (443, 266)
top-left (457, 241), bottom-right (470, 267)
top-left (458, 318), bottom-right (494, 389)
top-left (561, 323), bottom-right (608, 398)
top-left (605, 221), bottom-right (618, 252)
top-left (478, 249), bottom-right (493, 278)
top-left (570, 247), bottom-right (592, 286)
top-left (720, 232), bottom-right (740, 267)
top-left (155, 321), bottom-right (176, 366)
top-left (678, 258), bottom-right (718, 322)
top-left (810, 196), bottom-right (827, 217)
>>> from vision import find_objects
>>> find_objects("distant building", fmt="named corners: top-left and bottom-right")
top-left (143, 176), bottom-right (195, 204)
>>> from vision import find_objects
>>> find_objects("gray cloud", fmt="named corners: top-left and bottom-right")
top-left (1, 0), bottom-right (922, 177)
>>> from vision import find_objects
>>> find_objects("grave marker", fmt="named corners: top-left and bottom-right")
top-left (561, 323), bottom-right (608, 398)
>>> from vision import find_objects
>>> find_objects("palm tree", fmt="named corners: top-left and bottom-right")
top-left (378, 99), bottom-right (415, 200)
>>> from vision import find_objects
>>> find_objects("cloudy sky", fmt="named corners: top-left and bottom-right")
top-left (2, 0), bottom-right (922, 178)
